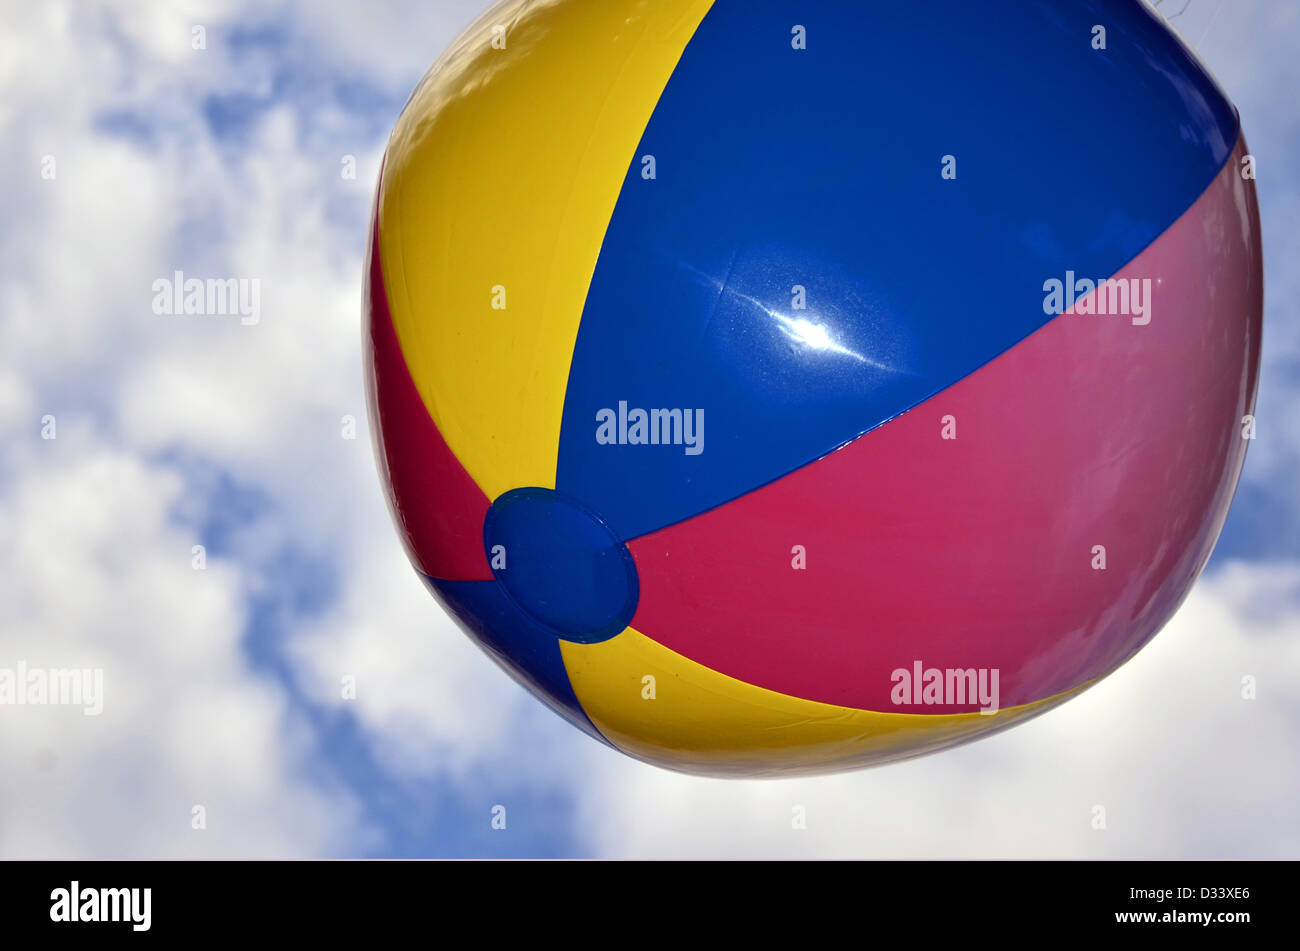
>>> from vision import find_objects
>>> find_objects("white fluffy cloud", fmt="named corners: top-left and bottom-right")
top-left (0, 429), bottom-right (369, 857)
top-left (0, 0), bottom-right (465, 857)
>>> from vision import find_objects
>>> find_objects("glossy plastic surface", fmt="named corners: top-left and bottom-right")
top-left (364, 0), bottom-right (1263, 776)
top-left (557, 0), bottom-right (1239, 539)
top-left (628, 138), bottom-right (1263, 714)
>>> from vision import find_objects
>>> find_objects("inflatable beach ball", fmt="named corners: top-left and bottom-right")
top-left (364, 0), bottom-right (1262, 776)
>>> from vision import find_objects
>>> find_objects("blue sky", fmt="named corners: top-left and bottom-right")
top-left (0, 0), bottom-right (1297, 859)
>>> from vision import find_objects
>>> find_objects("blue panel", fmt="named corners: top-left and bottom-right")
top-left (424, 577), bottom-right (610, 745)
top-left (557, 0), bottom-right (1239, 541)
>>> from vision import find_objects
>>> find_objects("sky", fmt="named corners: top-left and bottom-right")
top-left (0, 0), bottom-right (1296, 859)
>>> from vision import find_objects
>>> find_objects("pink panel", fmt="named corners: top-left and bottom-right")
top-left (628, 138), bottom-right (1263, 712)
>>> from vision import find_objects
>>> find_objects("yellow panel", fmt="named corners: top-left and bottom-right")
top-left (378, 0), bottom-right (716, 499)
top-left (561, 627), bottom-right (1087, 777)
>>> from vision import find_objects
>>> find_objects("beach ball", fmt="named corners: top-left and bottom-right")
top-left (364, 0), bottom-right (1262, 776)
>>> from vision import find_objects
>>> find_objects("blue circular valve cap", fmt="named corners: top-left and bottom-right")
top-left (483, 487), bottom-right (639, 644)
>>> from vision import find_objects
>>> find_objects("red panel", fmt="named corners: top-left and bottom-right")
top-left (365, 190), bottom-right (493, 581)
top-left (628, 138), bottom-right (1263, 712)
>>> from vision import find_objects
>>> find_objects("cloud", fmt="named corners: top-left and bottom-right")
top-left (0, 429), bottom-right (370, 857)
top-left (0, 0), bottom-right (394, 857)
